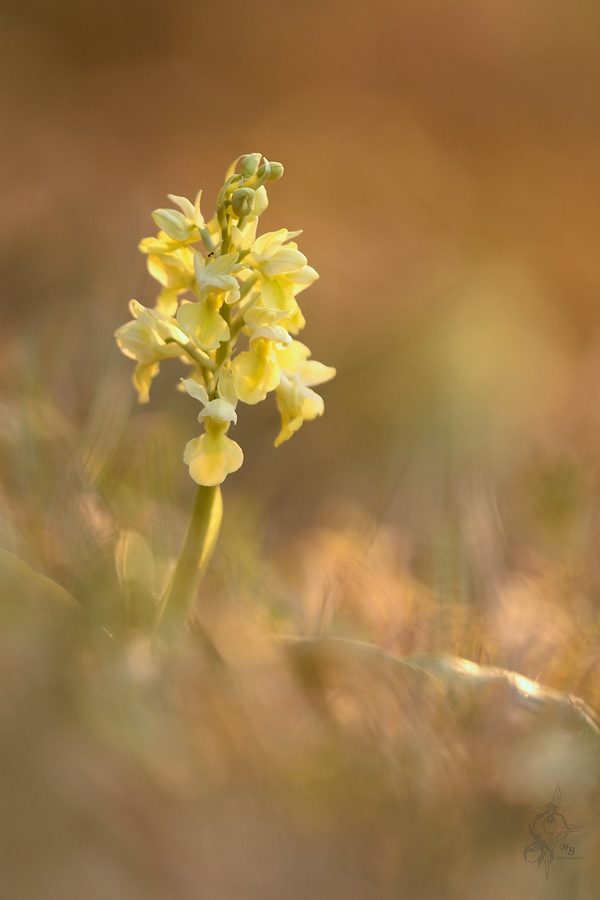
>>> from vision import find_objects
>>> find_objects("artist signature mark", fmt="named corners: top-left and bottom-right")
top-left (523, 784), bottom-right (582, 879)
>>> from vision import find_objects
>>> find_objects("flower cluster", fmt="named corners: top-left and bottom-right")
top-left (115, 154), bottom-right (335, 486)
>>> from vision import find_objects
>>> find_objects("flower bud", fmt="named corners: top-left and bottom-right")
top-left (267, 161), bottom-right (284, 181)
top-left (241, 153), bottom-right (262, 177)
top-left (231, 187), bottom-right (256, 218)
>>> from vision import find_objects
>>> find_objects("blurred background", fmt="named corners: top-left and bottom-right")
top-left (3, 0), bottom-right (600, 556)
top-left (2, 1), bottom-right (600, 897)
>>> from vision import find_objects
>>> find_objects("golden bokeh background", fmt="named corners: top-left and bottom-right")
top-left (3, 0), bottom-right (600, 539)
top-left (1, 2), bottom-right (600, 897)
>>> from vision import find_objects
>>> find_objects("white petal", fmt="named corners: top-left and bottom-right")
top-left (181, 379), bottom-right (209, 404)
top-left (167, 194), bottom-right (196, 220)
top-left (198, 399), bottom-right (237, 423)
top-left (251, 325), bottom-right (291, 345)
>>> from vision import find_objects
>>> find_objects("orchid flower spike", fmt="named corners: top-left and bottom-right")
top-left (114, 153), bottom-right (335, 485)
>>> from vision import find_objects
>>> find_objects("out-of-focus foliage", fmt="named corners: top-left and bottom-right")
top-left (0, 367), bottom-right (599, 898)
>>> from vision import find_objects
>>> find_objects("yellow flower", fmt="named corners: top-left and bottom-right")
top-left (115, 301), bottom-right (188, 402)
top-left (251, 229), bottom-right (305, 277)
top-left (273, 344), bottom-right (336, 446)
top-left (148, 192), bottom-right (221, 252)
top-left (152, 205), bottom-right (197, 243)
top-left (194, 251), bottom-right (242, 304)
top-left (252, 228), bottom-right (319, 313)
top-left (232, 341), bottom-right (279, 405)
top-left (177, 300), bottom-right (230, 351)
top-left (115, 301), bottom-right (187, 359)
top-left (274, 339), bottom-right (311, 372)
top-left (231, 216), bottom-right (258, 253)
top-left (181, 374), bottom-right (243, 486)
top-left (115, 153), bottom-right (331, 481)
top-left (184, 425), bottom-right (243, 486)
top-left (139, 234), bottom-right (183, 256)
top-left (249, 229), bottom-right (318, 333)
top-left (260, 259), bottom-right (319, 310)
top-left (147, 247), bottom-right (195, 288)
top-left (145, 247), bottom-right (195, 316)
top-left (231, 308), bottom-right (291, 405)
top-left (243, 306), bottom-right (291, 336)
top-left (132, 362), bottom-right (159, 404)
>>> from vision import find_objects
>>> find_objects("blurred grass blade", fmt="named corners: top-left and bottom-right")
top-left (0, 548), bottom-right (78, 613)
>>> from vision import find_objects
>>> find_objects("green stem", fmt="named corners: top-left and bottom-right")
top-left (166, 338), bottom-right (216, 371)
top-left (155, 484), bottom-right (223, 636)
top-left (215, 304), bottom-right (232, 366)
top-left (239, 271), bottom-right (259, 300)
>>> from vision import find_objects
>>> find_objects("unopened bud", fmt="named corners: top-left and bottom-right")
top-left (241, 153), bottom-right (262, 177)
top-left (231, 187), bottom-right (256, 218)
top-left (267, 161), bottom-right (284, 181)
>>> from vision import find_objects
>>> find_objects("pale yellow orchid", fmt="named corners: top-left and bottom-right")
top-left (144, 248), bottom-right (195, 316)
top-left (176, 298), bottom-right (230, 351)
top-left (273, 341), bottom-right (336, 445)
top-left (131, 362), bottom-right (160, 404)
top-left (250, 229), bottom-right (318, 333)
top-left (151, 192), bottom-right (221, 250)
top-left (139, 233), bottom-right (184, 256)
top-left (193, 251), bottom-right (243, 304)
top-left (230, 216), bottom-right (258, 253)
top-left (115, 301), bottom-right (189, 402)
top-left (147, 247), bottom-right (195, 287)
top-left (115, 301), bottom-right (188, 360)
top-left (115, 152), bottom-right (334, 487)
top-left (232, 308), bottom-right (291, 405)
top-left (263, 260), bottom-right (319, 308)
top-left (181, 373), bottom-right (243, 486)
top-left (152, 205), bottom-right (197, 243)
top-left (274, 339), bottom-right (311, 372)
top-left (251, 229), bottom-right (305, 276)
top-left (113, 153), bottom-right (336, 632)
top-left (231, 340), bottom-right (280, 406)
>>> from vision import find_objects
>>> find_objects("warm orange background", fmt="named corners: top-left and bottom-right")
top-left (2, 7), bottom-right (600, 896)
top-left (2, 0), bottom-right (600, 573)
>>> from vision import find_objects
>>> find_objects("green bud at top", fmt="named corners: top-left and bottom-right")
top-left (231, 187), bottom-right (256, 218)
top-left (241, 153), bottom-right (262, 177)
top-left (267, 161), bottom-right (284, 181)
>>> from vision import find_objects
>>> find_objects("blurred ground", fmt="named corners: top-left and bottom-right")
top-left (2, 0), bottom-right (600, 897)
